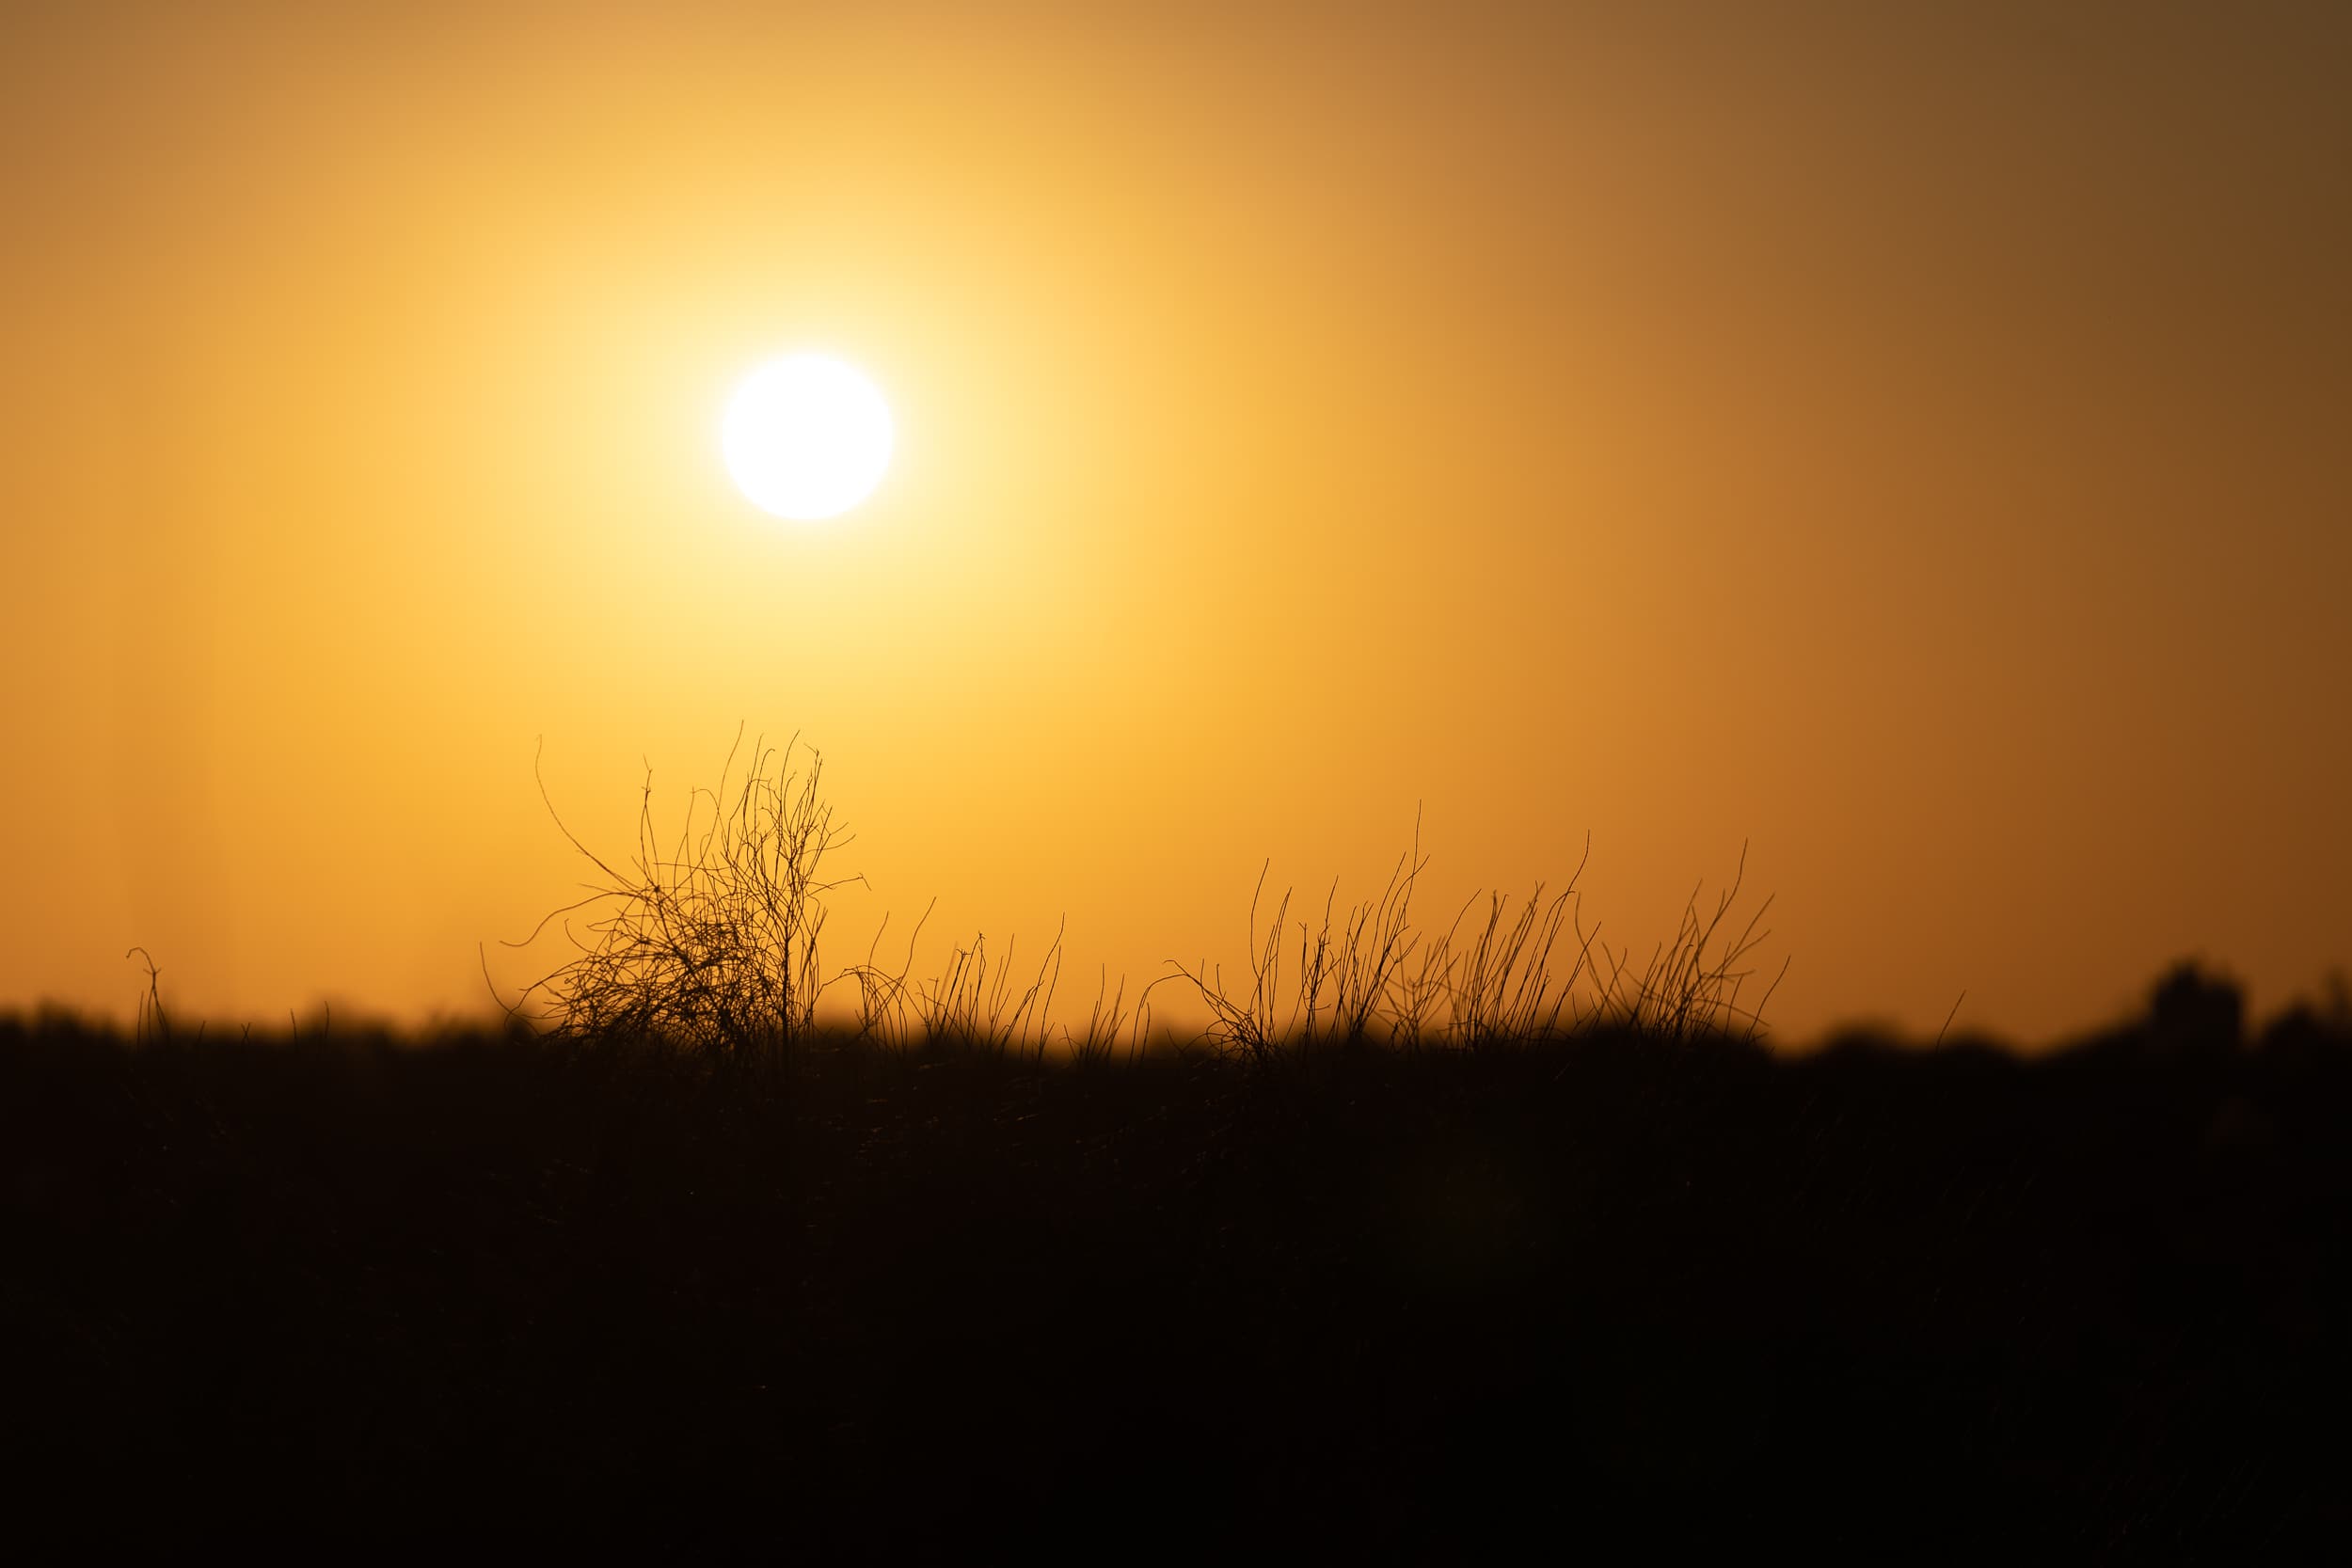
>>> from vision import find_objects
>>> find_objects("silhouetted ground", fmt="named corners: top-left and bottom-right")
top-left (6, 969), bottom-right (2347, 1555)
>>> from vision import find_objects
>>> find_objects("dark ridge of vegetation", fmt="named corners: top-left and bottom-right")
top-left (6, 968), bottom-right (2349, 1554)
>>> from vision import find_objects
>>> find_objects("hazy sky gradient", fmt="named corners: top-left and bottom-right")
top-left (5, 1), bottom-right (2347, 1040)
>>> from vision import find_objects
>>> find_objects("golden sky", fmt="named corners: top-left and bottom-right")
top-left (5, 1), bottom-right (2347, 1042)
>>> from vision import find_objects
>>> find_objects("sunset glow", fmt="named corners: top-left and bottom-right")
top-left (11, 8), bottom-right (2350, 1550)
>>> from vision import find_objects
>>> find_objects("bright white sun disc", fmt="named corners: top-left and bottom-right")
top-left (722, 354), bottom-right (895, 520)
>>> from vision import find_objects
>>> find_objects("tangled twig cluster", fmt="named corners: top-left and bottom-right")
top-left (501, 731), bottom-right (859, 1060)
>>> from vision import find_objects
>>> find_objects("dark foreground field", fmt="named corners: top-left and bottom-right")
top-left (7, 973), bottom-right (2348, 1556)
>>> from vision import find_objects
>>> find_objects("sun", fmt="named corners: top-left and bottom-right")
top-left (721, 354), bottom-right (895, 521)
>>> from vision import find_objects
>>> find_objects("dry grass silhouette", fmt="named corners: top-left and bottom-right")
top-left (1154, 831), bottom-right (1785, 1061)
top-left (501, 731), bottom-right (1785, 1063)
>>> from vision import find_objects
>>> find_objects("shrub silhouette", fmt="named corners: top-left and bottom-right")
top-left (501, 732), bottom-right (859, 1061)
top-left (2146, 960), bottom-right (2247, 1058)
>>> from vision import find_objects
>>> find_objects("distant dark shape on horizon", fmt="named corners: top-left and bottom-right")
top-left (2144, 961), bottom-right (2246, 1059)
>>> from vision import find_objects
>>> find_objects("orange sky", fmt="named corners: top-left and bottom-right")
top-left (4, 1), bottom-right (2347, 1043)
